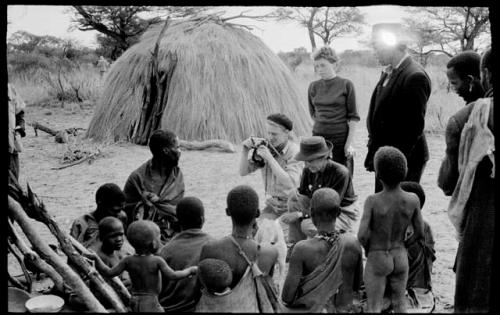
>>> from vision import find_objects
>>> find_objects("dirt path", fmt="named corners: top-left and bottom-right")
top-left (11, 105), bottom-right (456, 312)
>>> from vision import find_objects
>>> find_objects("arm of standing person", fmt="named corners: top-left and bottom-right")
top-left (156, 256), bottom-right (197, 280)
top-left (344, 80), bottom-right (360, 157)
top-left (345, 121), bottom-right (357, 157)
top-left (308, 83), bottom-right (316, 119)
top-left (84, 250), bottom-right (127, 278)
top-left (410, 196), bottom-right (425, 242)
top-left (357, 196), bottom-right (373, 252)
top-left (281, 242), bottom-right (306, 305)
top-left (437, 117), bottom-right (461, 195)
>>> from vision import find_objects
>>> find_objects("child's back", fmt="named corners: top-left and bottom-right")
top-left (123, 255), bottom-right (164, 295)
top-left (367, 189), bottom-right (419, 251)
top-left (358, 146), bottom-right (424, 313)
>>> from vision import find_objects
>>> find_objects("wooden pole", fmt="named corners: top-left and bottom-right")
top-left (70, 236), bottom-right (131, 305)
top-left (21, 188), bottom-right (127, 313)
top-left (8, 196), bottom-right (107, 313)
top-left (30, 121), bottom-right (58, 136)
top-left (133, 17), bottom-right (172, 144)
top-left (8, 220), bottom-right (66, 293)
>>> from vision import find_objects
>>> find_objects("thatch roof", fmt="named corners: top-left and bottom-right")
top-left (86, 20), bottom-right (312, 144)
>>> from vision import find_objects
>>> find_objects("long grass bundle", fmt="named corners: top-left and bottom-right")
top-left (86, 20), bottom-right (312, 143)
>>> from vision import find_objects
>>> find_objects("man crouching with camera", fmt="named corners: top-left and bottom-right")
top-left (239, 113), bottom-right (303, 232)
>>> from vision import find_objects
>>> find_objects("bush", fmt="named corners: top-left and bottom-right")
top-left (338, 50), bottom-right (379, 67)
top-left (8, 52), bottom-right (55, 73)
top-left (278, 47), bottom-right (311, 72)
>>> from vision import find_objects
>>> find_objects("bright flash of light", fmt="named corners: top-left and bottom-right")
top-left (378, 30), bottom-right (397, 47)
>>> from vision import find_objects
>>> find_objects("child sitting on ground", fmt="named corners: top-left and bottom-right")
top-left (198, 258), bottom-right (233, 296)
top-left (358, 146), bottom-right (425, 313)
top-left (88, 216), bottom-right (132, 288)
top-left (85, 220), bottom-right (197, 312)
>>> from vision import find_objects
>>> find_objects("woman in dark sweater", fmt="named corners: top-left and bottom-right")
top-left (308, 46), bottom-right (360, 178)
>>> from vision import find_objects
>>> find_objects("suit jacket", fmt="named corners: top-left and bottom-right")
top-left (364, 56), bottom-right (431, 171)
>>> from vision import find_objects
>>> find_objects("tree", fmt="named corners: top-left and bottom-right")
top-left (71, 6), bottom-right (164, 60)
top-left (402, 18), bottom-right (448, 66)
top-left (70, 6), bottom-right (214, 60)
top-left (404, 7), bottom-right (490, 58)
top-left (8, 31), bottom-right (65, 54)
top-left (274, 7), bottom-right (365, 51)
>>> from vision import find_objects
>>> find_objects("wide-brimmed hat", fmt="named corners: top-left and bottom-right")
top-left (295, 136), bottom-right (333, 161)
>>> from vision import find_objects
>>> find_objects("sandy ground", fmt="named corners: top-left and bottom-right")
top-left (9, 104), bottom-right (457, 312)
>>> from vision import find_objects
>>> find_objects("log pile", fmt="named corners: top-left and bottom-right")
top-left (8, 180), bottom-right (130, 313)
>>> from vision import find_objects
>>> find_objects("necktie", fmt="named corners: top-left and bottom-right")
top-left (382, 66), bottom-right (394, 87)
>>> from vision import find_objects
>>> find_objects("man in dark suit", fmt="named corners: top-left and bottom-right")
top-left (364, 23), bottom-right (431, 192)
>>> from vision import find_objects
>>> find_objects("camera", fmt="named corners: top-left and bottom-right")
top-left (247, 137), bottom-right (280, 167)
top-left (248, 137), bottom-right (268, 167)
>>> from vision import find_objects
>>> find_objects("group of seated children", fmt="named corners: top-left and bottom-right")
top-left (76, 145), bottom-right (428, 312)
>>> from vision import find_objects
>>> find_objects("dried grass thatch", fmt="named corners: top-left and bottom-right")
top-left (86, 20), bottom-right (312, 144)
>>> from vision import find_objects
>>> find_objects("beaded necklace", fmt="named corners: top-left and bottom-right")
top-left (314, 230), bottom-right (340, 246)
top-left (231, 233), bottom-right (253, 240)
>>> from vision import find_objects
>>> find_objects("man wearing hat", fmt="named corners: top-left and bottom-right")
top-left (282, 136), bottom-right (359, 244)
top-left (239, 113), bottom-right (303, 221)
top-left (365, 23), bottom-right (431, 192)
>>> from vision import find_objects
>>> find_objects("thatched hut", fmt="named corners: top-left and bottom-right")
top-left (87, 19), bottom-right (312, 144)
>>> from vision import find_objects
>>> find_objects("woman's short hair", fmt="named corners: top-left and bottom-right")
top-left (311, 46), bottom-right (338, 64)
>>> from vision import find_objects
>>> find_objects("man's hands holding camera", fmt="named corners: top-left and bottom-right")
top-left (255, 145), bottom-right (273, 162)
top-left (242, 137), bottom-right (272, 166)
top-left (242, 136), bottom-right (267, 149)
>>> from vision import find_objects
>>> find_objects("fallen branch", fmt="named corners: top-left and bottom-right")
top-left (30, 121), bottom-right (58, 137)
top-left (52, 150), bottom-right (100, 170)
top-left (8, 220), bottom-right (66, 293)
top-left (29, 121), bottom-right (85, 143)
top-left (7, 239), bottom-right (32, 292)
top-left (8, 196), bottom-right (107, 313)
top-left (179, 139), bottom-right (236, 153)
top-left (8, 271), bottom-right (28, 291)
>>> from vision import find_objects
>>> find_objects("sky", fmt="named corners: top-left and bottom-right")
top-left (7, 5), bottom-right (411, 53)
